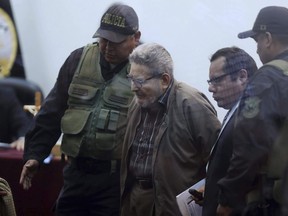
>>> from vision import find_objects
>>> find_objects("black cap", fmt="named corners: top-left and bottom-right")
top-left (93, 3), bottom-right (139, 43)
top-left (238, 6), bottom-right (288, 39)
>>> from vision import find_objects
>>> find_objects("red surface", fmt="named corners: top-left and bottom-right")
top-left (0, 148), bottom-right (65, 216)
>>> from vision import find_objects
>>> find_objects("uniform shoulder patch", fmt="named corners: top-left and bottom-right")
top-left (242, 97), bottom-right (261, 119)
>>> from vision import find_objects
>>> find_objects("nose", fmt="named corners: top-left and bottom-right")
top-left (106, 40), bottom-right (116, 50)
top-left (130, 81), bottom-right (139, 92)
top-left (105, 41), bottom-right (110, 50)
top-left (208, 84), bottom-right (216, 93)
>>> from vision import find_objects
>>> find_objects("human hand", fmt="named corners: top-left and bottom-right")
top-left (188, 185), bottom-right (205, 206)
top-left (19, 159), bottom-right (39, 190)
top-left (10, 136), bottom-right (25, 151)
top-left (216, 204), bottom-right (233, 216)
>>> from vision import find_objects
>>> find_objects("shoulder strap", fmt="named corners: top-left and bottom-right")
top-left (264, 59), bottom-right (288, 75)
top-left (74, 43), bottom-right (102, 81)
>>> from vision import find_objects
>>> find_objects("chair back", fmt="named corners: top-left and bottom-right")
top-left (0, 77), bottom-right (43, 106)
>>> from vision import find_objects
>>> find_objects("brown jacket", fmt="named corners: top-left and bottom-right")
top-left (121, 80), bottom-right (221, 216)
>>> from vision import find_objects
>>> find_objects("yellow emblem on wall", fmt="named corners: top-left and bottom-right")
top-left (242, 96), bottom-right (261, 119)
top-left (0, 7), bottom-right (17, 78)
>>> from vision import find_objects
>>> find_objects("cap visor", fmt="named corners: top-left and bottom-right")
top-left (238, 30), bottom-right (257, 39)
top-left (93, 29), bottom-right (128, 43)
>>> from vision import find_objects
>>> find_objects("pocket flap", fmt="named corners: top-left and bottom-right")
top-left (68, 83), bottom-right (98, 100)
top-left (61, 109), bottom-right (91, 134)
top-left (103, 80), bottom-right (133, 108)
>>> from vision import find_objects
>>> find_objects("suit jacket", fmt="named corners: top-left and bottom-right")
top-left (202, 107), bottom-right (244, 216)
top-left (0, 86), bottom-right (31, 143)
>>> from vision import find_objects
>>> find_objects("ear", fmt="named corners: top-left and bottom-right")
top-left (134, 31), bottom-right (141, 45)
top-left (238, 69), bottom-right (248, 85)
top-left (161, 73), bottom-right (171, 90)
top-left (264, 32), bottom-right (273, 47)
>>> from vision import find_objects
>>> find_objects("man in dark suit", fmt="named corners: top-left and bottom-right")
top-left (0, 86), bottom-right (31, 150)
top-left (196, 47), bottom-right (257, 215)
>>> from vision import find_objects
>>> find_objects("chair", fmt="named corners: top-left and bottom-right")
top-left (0, 77), bottom-right (44, 116)
top-left (0, 77), bottom-right (44, 106)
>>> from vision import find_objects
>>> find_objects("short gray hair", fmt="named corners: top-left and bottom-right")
top-left (129, 43), bottom-right (174, 77)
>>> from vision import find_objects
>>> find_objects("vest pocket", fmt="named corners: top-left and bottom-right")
top-left (94, 109), bottom-right (119, 151)
top-left (60, 109), bottom-right (91, 157)
top-left (68, 83), bottom-right (99, 105)
top-left (103, 78), bottom-right (133, 109)
top-left (95, 132), bottom-right (116, 151)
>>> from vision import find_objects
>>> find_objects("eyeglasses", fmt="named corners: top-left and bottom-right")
top-left (207, 70), bottom-right (239, 86)
top-left (127, 74), bottom-right (163, 88)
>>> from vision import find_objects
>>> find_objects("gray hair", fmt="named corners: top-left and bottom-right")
top-left (129, 43), bottom-right (174, 77)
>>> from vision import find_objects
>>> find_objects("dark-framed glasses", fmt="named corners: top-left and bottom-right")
top-left (207, 70), bottom-right (240, 86)
top-left (127, 74), bottom-right (163, 88)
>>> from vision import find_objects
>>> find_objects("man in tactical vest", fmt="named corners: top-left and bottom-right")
top-left (19, 3), bottom-right (141, 215)
top-left (216, 6), bottom-right (288, 216)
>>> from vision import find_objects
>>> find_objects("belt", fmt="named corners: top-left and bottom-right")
top-left (135, 179), bottom-right (153, 189)
top-left (68, 157), bottom-right (120, 175)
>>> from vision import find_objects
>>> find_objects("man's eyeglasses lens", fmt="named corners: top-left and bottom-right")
top-left (207, 70), bottom-right (239, 86)
top-left (127, 74), bottom-right (162, 88)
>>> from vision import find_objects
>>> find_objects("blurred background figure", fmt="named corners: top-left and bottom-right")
top-left (0, 86), bottom-right (31, 151)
